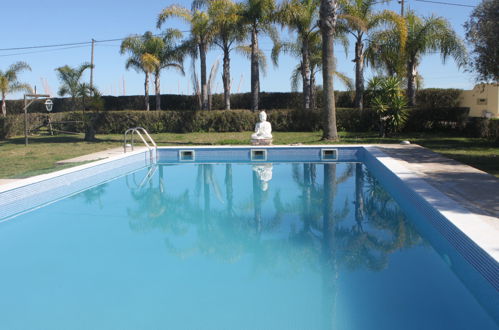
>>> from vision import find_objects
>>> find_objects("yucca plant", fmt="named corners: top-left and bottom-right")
top-left (368, 76), bottom-right (408, 137)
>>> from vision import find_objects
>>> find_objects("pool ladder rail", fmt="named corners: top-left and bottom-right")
top-left (123, 127), bottom-right (157, 162)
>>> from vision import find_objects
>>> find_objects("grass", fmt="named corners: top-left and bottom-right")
top-left (0, 131), bottom-right (497, 178)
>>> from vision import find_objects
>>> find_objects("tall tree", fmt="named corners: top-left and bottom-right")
top-left (274, 0), bottom-right (321, 110)
top-left (55, 63), bottom-right (93, 111)
top-left (240, 0), bottom-right (278, 111)
top-left (319, 0), bottom-right (339, 140)
top-left (120, 32), bottom-right (162, 111)
top-left (155, 29), bottom-right (186, 110)
top-left (208, 0), bottom-right (246, 110)
top-left (0, 62), bottom-right (31, 117)
top-left (341, 0), bottom-right (406, 110)
top-left (367, 11), bottom-right (467, 106)
top-left (464, 0), bottom-right (499, 83)
top-left (158, 5), bottom-right (215, 110)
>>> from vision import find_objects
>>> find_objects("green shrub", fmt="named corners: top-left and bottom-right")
top-left (405, 107), bottom-right (469, 132)
top-left (415, 88), bottom-right (463, 108)
top-left (465, 117), bottom-right (499, 141)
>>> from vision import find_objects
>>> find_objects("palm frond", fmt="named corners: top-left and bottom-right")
top-left (157, 5), bottom-right (193, 29)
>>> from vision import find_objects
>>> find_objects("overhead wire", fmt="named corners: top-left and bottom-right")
top-left (413, 0), bottom-right (475, 8)
top-left (0, 45), bottom-right (90, 57)
top-left (0, 32), bottom-right (191, 52)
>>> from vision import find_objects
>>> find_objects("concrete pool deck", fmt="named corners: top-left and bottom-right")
top-left (377, 144), bottom-right (499, 228)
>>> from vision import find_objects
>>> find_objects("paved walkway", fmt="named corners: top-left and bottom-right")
top-left (378, 144), bottom-right (499, 226)
top-left (56, 147), bottom-right (146, 164)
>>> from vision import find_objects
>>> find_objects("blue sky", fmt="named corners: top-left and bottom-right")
top-left (0, 0), bottom-right (481, 99)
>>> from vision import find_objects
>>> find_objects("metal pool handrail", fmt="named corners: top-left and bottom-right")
top-left (124, 127), bottom-right (157, 152)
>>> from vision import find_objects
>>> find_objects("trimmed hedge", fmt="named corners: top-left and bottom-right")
top-left (4, 88), bottom-right (460, 113)
top-left (465, 118), bottom-right (499, 141)
top-left (415, 88), bottom-right (462, 108)
top-left (404, 107), bottom-right (469, 131)
top-left (1, 106), bottom-right (480, 140)
top-left (0, 108), bottom-right (362, 139)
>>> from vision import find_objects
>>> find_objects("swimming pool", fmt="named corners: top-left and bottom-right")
top-left (0, 147), bottom-right (497, 329)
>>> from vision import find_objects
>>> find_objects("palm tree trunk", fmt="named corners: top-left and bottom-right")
top-left (250, 25), bottom-right (260, 112)
top-left (145, 72), bottom-right (150, 111)
top-left (311, 72), bottom-right (317, 110)
top-left (320, 0), bottom-right (339, 140)
top-left (355, 163), bottom-right (365, 226)
top-left (407, 60), bottom-right (417, 106)
top-left (1, 92), bottom-right (6, 117)
top-left (155, 71), bottom-right (161, 110)
top-left (200, 43), bottom-right (209, 110)
top-left (302, 41), bottom-right (311, 110)
top-left (223, 45), bottom-right (231, 110)
top-left (354, 37), bottom-right (364, 110)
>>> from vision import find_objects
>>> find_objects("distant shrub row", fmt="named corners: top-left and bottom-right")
top-left (4, 88), bottom-right (462, 114)
top-left (1, 107), bottom-right (477, 140)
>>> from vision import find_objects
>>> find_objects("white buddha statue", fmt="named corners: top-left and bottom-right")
top-left (251, 111), bottom-right (272, 141)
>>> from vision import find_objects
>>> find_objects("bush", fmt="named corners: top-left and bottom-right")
top-left (405, 107), bottom-right (469, 132)
top-left (1, 108), bottom-right (372, 139)
top-left (415, 88), bottom-right (463, 108)
top-left (465, 117), bottom-right (499, 141)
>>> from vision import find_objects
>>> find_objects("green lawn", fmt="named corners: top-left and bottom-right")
top-left (0, 131), bottom-right (497, 178)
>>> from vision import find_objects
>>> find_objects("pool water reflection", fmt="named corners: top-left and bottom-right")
top-left (0, 162), bottom-right (497, 329)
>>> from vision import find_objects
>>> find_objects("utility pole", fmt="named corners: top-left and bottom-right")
top-left (399, 0), bottom-right (405, 16)
top-left (90, 38), bottom-right (95, 91)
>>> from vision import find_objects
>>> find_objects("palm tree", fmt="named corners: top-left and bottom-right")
top-left (367, 11), bottom-right (467, 106)
top-left (0, 62), bottom-right (32, 117)
top-left (274, 17), bottom-right (352, 110)
top-left (154, 29), bottom-right (186, 110)
top-left (120, 32), bottom-right (162, 111)
top-left (319, 0), bottom-right (340, 140)
top-left (158, 5), bottom-right (215, 110)
top-left (240, 0), bottom-right (279, 111)
top-left (341, 0), bottom-right (406, 110)
top-left (55, 63), bottom-right (93, 111)
top-left (208, 0), bottom-right (246, 110)
top-left (274, 0), bottom-right (321, 110)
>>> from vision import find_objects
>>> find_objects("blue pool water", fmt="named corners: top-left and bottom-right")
top-left (0, 160), bottom-right (497, 329)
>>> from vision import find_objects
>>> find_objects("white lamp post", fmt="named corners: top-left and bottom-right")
top-left (24, 93), bottom-right (51, 146)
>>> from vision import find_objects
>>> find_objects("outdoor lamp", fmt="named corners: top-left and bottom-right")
top-left (45, 99), bottom-right (53, 112)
